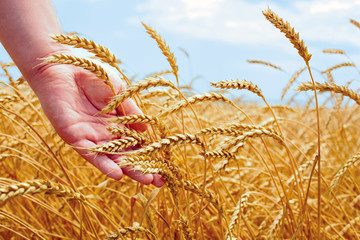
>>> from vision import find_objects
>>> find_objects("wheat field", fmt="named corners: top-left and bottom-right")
top-left (1, 8), bottom-right (360, 239)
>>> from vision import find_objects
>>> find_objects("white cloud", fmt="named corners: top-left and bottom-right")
top-left (306, 0), bottom-right (360, 14)
top-left (135, 0), bottom-right (360, 49)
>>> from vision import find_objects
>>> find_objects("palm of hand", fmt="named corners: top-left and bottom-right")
top-left (30, 64), bottom-right (163, 187)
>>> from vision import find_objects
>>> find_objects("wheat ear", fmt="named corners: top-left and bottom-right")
top-left (330, 153), bottom-right (360, 191)
top-left (205, 150), bottom-right (237, 172)
top-left (297, 82), bottom-right (360, 105)
top-left (108, 115), bottom-right (169, 138)
top-left (130, 133), bottom-right (204, 156)
top-left (321, 62), bottom-right (355, 74)
top-left (226, 193), bottom-right (250, 240)
top-left (350, 18), bottom-right (360, 29)
top-left (51, 34), bottom-right (119, 66)
top-left (322, 49), bottom-right (346, 55)
top-left (181, 179), bottom-right (223, 213)
top-left (141, 23), bottom-right (179, 80)
top-left (0, 95), bottom-right (19, 105)
top-left (220, 128), bottom-right (283, 151)
top-left (247, 59), bottom-right (282, 71)
top-left (107, 126), bottom-right (150, 143)
top-left (180, 215), bottom-right (195, 240)
top-left (263, 8), bottom-right (311, 62)
top-left (0, 180), bottom-right (84, 204)
top-left (196, 126), bottom-right (243, 137)
top-left (281, 67), bottom-right (306, 100)
top-left (45, 54), bottom-right (115, 93)
top-left (106, 225), bottom-right (157, 240)
top-left (158, 92), bottom-right (232, 117)
top-left (101, 77), bottom-right (176, 114)
top-left (91, 137), bottom-right (144, 154)
top-left (211, 79), bottom-right (262, 97)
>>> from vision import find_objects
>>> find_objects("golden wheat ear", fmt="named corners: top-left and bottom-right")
top-left (141, 23), bottom-right (179, 81)
top-left (262, 8), bottom-right (312, 62)
top-left (44, 54), bottom-right (116, 94)
top-left (100, 77), bottom-right (177, 115)
top-left (247, 59), bottom-right (282, 71)
top-left (50, 34), bottom-right (119, 67)
top-left (51, 34), bottom-right (132, 85)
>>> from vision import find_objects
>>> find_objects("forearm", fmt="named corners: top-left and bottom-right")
top-left (0, 0), bottom-right (68, 80)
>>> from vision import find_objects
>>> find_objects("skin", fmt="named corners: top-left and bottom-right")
top-left (0, 0), bottom-right (164, 187)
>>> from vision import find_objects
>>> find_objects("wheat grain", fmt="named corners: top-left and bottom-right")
top-left (0, 95), bottom-right (19, 105)
top-left (263, 8), bottom-right (312, 62)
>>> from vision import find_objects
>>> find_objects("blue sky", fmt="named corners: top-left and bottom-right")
top-left (1, 0), bottom-right (360, 104)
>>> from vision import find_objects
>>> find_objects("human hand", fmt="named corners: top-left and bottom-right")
top-left (29, 61), bottom-right (164, 187)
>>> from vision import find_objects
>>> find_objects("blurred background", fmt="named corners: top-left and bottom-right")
top-left (1, 0), bottom-right (360, 104)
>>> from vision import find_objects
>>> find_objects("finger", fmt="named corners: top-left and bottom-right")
top-left (73, 139), bottom-right (123, 180)
top-left (152, 174), bottom-right (166, 188)
top-left (122, 167), bottom-right (154, 185)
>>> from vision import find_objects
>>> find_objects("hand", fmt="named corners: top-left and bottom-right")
top-left (29, 61), bottom-right (164, 187)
